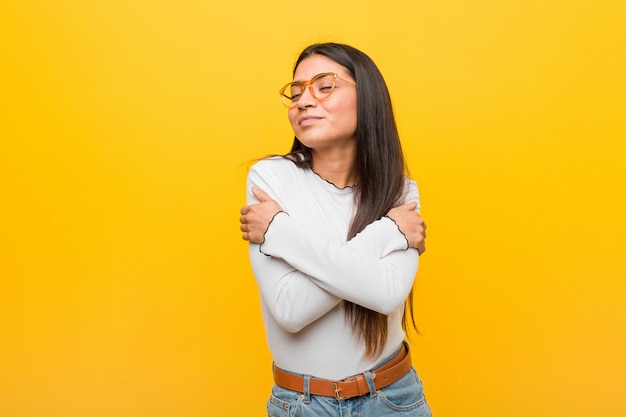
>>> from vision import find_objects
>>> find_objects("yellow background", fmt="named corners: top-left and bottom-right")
top-left (1, 1), bottom-right (625, 416)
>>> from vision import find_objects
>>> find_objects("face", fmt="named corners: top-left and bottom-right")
top-left (287, 55), bottom-right (358, 154)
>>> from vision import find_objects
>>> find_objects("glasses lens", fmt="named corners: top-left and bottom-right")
top-left (281, 82), bottom-right (303, 106)
top-left (311, 73), bottom-right (335, 100)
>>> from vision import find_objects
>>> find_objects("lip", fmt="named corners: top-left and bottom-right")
top-left (298, 115), bottom-right (322, 127)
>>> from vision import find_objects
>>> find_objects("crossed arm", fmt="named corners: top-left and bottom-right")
top-left (239, 185), bottom-right (427, 332)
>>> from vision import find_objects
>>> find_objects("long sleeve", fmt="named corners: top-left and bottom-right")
top-left (249, 243), bottom-right (342, 333)
top-left (260, 213), bottom-right (419, 315)
top-left (247, 165), bottom-right (341, 333)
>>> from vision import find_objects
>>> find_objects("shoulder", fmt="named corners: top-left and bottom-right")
top-left (247, 156), bottom-right (310, 190)
top-left (401, 177), bottom-right (421, 212)
top-left (250, 156), bottom-right (303, 176)
top-left (246, 156), bottom-right (310, 205)
top-left (403, 177), bottom-right (418, 191)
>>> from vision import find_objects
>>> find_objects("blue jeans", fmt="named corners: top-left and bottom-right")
top-left (266, 354), bottom-right (432, 416)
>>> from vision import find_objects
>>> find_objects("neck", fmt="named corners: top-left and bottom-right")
top-left (311, 148), bottom-right (358, 188)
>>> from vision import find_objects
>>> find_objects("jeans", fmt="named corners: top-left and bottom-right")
top-left (266, 359), bottom-right (432, 417)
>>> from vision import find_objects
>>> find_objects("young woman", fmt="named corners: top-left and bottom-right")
top-left (239, 43), bottom-right (432, 416)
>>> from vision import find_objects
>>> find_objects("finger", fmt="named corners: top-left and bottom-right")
top-left (242, 232), bottom-right (249, 241)
top-left (240, 224), bottom-right (248, 232)
top-left (239, 215), bottom-right (247, 224)
top-left (240, 205), bottom-right (249, 215)
top-left (251, 186), bottom-right (273, 203)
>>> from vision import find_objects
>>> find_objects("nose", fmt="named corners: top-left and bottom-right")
top-left (296, 86), bottom-right (317, 109)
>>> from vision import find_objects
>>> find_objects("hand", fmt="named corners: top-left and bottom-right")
top-left (386, 202), bottom-right (427, 254)
top-left (240, 186), bottom-right (283, 244)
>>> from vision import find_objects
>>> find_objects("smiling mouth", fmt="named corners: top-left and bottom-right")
top-left (299, 117), bottom-right (321, 127)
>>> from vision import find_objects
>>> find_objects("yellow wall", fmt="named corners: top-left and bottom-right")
top-left (1, 1), bottom-right (624, 416)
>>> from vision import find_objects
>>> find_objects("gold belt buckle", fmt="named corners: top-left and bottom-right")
top-left (333, 381), bottom-right (345, 400)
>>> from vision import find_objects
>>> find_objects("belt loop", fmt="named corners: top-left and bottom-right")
top-left (364, 370), bottom-right (377, 397)
top-left (302, 375), bottom-right (311, 403)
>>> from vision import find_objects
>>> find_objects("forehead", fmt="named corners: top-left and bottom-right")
top-left (293, 55), bottom-right (350, 81)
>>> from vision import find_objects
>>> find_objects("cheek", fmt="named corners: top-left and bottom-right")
top-left (340, 102), bottom-right (358, 130)
top-left (287, 109), bottom-right (298, 129)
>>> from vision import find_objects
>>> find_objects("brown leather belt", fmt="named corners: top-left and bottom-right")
top-left (273, 342), bottom-right (413, 400)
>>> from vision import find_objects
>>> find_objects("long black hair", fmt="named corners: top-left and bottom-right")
top-left (285, 43), bottom-right (416, 358)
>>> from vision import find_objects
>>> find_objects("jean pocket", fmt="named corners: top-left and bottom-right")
top-left (377, 368), bottom-right (432, 416)
top-left (266, 385), bottom-right (303, 417)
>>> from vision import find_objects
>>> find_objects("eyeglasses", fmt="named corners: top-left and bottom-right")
top-left (279, 72), bottom-right (357, 107)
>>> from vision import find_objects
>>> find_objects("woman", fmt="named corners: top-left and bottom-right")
top-left (239, 43), bottom-right (431, 416)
